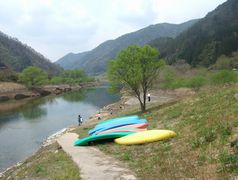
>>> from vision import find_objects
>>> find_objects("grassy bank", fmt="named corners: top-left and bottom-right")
top-left (2, 84), bottom-right (238, 179)
top-left (1, 143), bottom-right (80, 180)
top-left (89, 85), bottom-right (238, 179)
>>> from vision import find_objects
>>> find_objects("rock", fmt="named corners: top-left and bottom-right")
top-left (64, 87), bottom-right (71, 92)
top-left (14, 94), bottom-right (30, 100)
top-left (54, 88), bottom-right (63, 95)
top-left (39, 90), bottom-right (51, 96)
top-left (0, 96), bottom-right (10, 102)
top-left (31, 87), bottom-right (51, 96)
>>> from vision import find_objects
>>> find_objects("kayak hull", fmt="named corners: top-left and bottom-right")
top-left (115, 130), bottom-right (176, 145)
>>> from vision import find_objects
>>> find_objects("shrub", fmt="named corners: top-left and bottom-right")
top-left (18, 66), bottom-right (49, 87)
top-left (212, 55), bottom-right (232, 70)
top-left (211, 70), bottom-right (237, 85)
top-left (186, 76), bottom-right (207, 90)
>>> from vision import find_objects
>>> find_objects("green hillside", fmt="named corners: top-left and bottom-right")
top-left (97, 85), bottom-right (238, 179)
top-left (150, 0), bottom-right (238, 67)
top-left (0, 31), bottom-right (62, 75)
top-left (56, 20), bottom-right (198, 75)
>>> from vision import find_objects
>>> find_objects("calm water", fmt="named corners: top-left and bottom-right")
top-left (0, 86), bottom-right (119, 171)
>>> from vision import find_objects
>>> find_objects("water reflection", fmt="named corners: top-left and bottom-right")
top-left (61, 89), bottom-right (88, 102)
top-left (21, 106), bottom-right (47, 120)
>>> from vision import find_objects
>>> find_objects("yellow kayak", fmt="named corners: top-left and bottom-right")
top-left (114, 130), bottom-right (176, 145)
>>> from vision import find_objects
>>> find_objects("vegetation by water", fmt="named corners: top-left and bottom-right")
top-left (17, 66), bottom-right (95, 87)
top-left (2, 143), bottom-right (81, 180)
top-left (2, 71), bottom-right (238, 179)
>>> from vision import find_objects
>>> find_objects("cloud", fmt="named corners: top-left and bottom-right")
top-left (116, 0), bottom-right (158, 28)
top-left (0, 0), bottom-right (227, 61)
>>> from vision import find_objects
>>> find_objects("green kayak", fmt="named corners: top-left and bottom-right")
top-left (74, 132), bottom-right (134, 146)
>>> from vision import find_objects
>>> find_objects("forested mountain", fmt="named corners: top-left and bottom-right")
top-left (0, 31), bottom-right (62, 75)
top-left (150, 0), bottom-right (238, 67)
top-left (56, 51), bottom-right (89, 70)
top-left (56, 19), bottom-right (198, 74)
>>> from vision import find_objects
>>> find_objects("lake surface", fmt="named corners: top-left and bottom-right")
top-left (0, 86), bottom-right (119, 171)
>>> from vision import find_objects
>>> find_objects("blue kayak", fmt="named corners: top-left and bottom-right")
top-left (97, 115), bottom-right (139, 125)
top-left (88, 118), bottom-right (148, 135)
top-left (93, 115), bottom-right (140, 130)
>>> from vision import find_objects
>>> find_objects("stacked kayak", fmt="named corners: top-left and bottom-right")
top-left (89, 118), bottom-right (148, 135)
top-left (97, 124), bottom-right (148, 135)
top-left (74, 115), bottom-right (148, 146)
top-left (74, 115), bottom-right (177, 146)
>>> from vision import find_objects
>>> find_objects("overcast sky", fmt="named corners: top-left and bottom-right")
top-left (0, 0), bottom-right (226, 61)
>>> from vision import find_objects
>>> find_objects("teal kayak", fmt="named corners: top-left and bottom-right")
top-left (74, 132), bottom-right (134, 146)
top-left (88, 119), bottom-right (148, 135)
top-left (97, 115), bottom-right (139, 125)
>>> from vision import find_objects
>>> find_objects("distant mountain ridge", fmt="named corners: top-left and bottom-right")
top-left (150, 0), bottom-right (238, 67)
top-left (0, 31), bottom-right (62, 75)
top-left (56, 19), bottom-right (198, 75)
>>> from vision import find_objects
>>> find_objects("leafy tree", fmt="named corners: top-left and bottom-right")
top-left (19, 66), bottom-right (48, 87)
top-left (108, 45), bottom-right (165, 112)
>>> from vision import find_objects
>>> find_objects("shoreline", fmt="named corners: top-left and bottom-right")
top-left (0, 127), bottom-right (73, 176)
top-left (0, 82), bottom-right (100, 112)
top-left (0, 86), bottom-right (122, 176)
top-left (0, 81), bottom-right (100, 102)
top-left (0, 87), bottom-right (190, 176)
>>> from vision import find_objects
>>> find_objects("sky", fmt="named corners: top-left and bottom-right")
top-left (0, 0), bottom-right (226, 61)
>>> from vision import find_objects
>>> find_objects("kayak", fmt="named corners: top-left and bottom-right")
top-left (97, 115), bottom-right (139, 125)
top-left (96, 123), bottom-right (149, 135)
top-left (97, 127), bottom-right (147, 135)
top-left (114, 130), bottom-right (176, 145)
top-left (74, 132), bottom-right (134, 146)
top-left (89, 119), bottom-right (148, 135)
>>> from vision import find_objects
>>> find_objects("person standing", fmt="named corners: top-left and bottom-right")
top-left (147, 93), bottom-right (151, 102)
top-left (97, 112), bottom-right (102, 120)
top-left (78, 115), bottom-right (83, 125)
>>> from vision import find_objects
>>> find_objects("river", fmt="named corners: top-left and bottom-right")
top-left (0, 86), bottom-right (120, 172)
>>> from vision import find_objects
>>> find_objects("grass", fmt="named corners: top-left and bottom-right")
top-left (160, 68), bottom-right (238, 90)
top-left (2, 143), bottom-right (81, 180)
top-left (94, 85), bottom-right (238, 179)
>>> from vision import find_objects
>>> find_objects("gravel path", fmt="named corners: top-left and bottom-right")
top-left (57, 133), bottom-right (137, 180)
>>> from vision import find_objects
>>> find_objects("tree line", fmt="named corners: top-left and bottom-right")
top-left (19, 66), bottom-right (95, 87)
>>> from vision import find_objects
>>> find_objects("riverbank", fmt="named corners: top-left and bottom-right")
top-left (0, 127), bottom-right (77, 178)
top-left (0, 86), bottom-right (175, 178)
top-left (0, 87), bottom-right (194, 179)
top-left (71, 85), bottom-right (238, 179)
top-left (0, 85), bottom-right (118, 178)
top-left (3, 85), bottom-right (238, 179)
top-left (0, 82), bottom-right (99, 112)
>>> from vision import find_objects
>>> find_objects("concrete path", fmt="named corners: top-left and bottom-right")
top-left (57, 133), bottom-right (137, 180)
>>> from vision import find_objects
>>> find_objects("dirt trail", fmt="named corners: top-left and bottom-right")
top-left (57, 133), bottom-right (137, 180)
